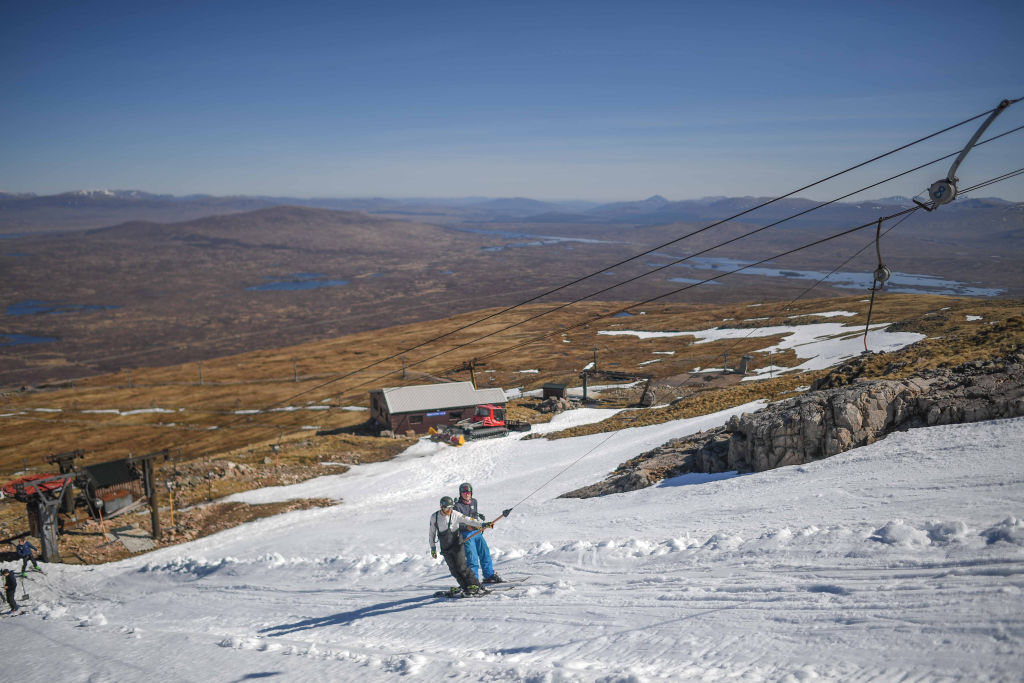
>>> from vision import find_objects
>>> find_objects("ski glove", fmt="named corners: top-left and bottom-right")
top-left (430, 550), bottom-right (437, 559)
top-left (502, 508), bottom-right (512, 518)
top-left (483, 522), bottom-right (493, 529)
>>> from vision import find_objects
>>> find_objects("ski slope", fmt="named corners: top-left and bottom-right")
top-left (6, 407), bottom-right (1024, 682)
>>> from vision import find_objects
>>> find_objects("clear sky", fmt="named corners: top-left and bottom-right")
top-left (2, 0), bottom-right (1022, 202)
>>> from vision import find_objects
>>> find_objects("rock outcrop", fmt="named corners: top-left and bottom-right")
top-left (561, 349), bottom-right (1024, 498)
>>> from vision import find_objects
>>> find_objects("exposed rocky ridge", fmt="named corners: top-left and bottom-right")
top-left (561, 348), bottom-right (1024, 498)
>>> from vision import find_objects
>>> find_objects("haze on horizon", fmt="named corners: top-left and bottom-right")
top-left (2, 1), bottom-right (1023, 203)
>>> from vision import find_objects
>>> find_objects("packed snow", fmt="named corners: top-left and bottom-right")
top-left (5, 405), bottom-right (1023, 681)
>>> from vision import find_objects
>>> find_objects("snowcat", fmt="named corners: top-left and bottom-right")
top-left (429, 404), bottom-right (531, 446)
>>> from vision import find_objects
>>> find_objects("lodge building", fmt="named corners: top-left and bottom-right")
top-left (369, 381), bottom-right (508, 436)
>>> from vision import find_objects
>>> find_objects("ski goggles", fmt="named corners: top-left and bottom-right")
top-left (459, 483), bottom-right (472, 494)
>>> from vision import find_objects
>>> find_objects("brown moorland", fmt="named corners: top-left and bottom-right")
top-left (4, 203), bottom-right (1022, 390)
top-left (2, 293), bottom-right (1022, 563)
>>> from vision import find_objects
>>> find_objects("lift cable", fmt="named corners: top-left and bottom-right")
top-left (498, 166), bottom-right (1024, 511)
top-left (15, 124), bottom-right (1024, 462)
top-left (187, 119), bottom-right (1024, 410)
top-left (40, 162), bottom-right (1024, 462)
top-left (917, 98), bottom-right (1019, 210)
top-left (364, 128), bottom-right (1024, 387)
top-left (441, 161), bottom-right (1023, 376)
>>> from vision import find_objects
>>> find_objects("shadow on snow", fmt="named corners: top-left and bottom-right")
top-left (257, 594), bottom-right (440, 636)
top-left (656, 471), bottom-right (740, 488)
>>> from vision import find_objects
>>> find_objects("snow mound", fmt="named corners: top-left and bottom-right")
top-left (981, 517), bottom-right (1024, 546)
top-left (78, 613), bottom-right (108, 627)
top-left (870, 520), bottom-right (931, 547)
top-left (924, 520), bottom-right (970, 544)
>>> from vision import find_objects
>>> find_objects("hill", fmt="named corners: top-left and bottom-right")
top-left (2, 292), bottom-right (1022, 552)
top-left (0, 206), bottom-right (492, 385)
top-left (4, 394), bottom-right (1023, 679)
top-left (4, 199), bottom-right (1023, 389)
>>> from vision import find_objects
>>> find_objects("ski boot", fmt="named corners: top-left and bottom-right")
top-left (483, 573), bottom-right (505, 584)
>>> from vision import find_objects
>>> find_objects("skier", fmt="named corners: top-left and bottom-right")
top-left (454, 482), bottom-right (503, 584)
top-left (14, 539), bottom-right (40, 576)
top-left (429, 496), bottom-right (508, 596)
top-left (1, 569), bottom-right (17, 612)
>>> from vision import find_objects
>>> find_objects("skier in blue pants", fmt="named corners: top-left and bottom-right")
top-left (454, 482), bottom-right (504, 584)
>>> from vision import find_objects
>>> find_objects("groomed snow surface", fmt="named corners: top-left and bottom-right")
top-left (7, 408), bottom-right (1024, 682)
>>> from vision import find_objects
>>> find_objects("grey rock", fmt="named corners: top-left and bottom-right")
top-left (561, 348), bottom-right (1024, 499)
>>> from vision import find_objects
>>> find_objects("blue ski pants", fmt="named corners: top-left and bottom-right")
top-left (461, 530), bottom-right (494, 582)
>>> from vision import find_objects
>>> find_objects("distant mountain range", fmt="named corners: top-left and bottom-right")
top-left (1, 189), bottom-right (1018, 234)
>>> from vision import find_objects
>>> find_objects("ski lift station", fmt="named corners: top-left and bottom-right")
top-left (369, 381), bottom-right (508, 436)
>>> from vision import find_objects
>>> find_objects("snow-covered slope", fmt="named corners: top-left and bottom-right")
top-left (7, 407), bottom-right (1024, 681)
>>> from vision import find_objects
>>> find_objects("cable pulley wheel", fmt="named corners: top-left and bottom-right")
top-left (873, 264), bottom-right (891, 285)
top-left (928, 179), bottom-right (957, 207)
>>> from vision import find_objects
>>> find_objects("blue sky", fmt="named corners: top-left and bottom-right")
top-left (2, 0), bottom-right (1022, 201)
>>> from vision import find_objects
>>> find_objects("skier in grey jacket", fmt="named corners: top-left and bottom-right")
top-left (429, 495), bottom-right (502, 595)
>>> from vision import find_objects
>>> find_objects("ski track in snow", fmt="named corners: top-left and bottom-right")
top-left (5, 409), bottom-right (1024, 681)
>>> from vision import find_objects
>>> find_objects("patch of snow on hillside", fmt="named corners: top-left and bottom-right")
top-left (788, 310), bottom-right (858, 318)
top-left (601, 321), bottom-right (925, 375)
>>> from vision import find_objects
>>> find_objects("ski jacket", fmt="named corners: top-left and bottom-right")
top-left (429, 509), bottom-right (484, 553)
top-left (16, 541), bottom-right (35, 558)
top-left (454, 496), bottom-right (483, 532)
top-left (3, 573), bottom-right (15, 591)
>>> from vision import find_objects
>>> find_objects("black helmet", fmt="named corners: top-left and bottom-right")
top-left (440, 496), bottom-right (454, 510)
top-left (459, 482), bottom-right (472, 494)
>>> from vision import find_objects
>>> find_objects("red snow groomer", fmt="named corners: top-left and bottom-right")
top-left (1, 473), bottom-right (67, 499)
top-left (429, 404), bottom-right (531, 446)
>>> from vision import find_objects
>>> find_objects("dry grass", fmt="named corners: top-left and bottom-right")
top-left (2, 293), bottom-right (1021, 562)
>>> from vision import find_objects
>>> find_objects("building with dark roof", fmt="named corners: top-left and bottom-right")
top-left (369, 381), bottom-right (508, 435)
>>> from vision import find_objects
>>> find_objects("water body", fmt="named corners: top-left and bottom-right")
top-left (455, 227), bottom-right (620, 245)
top-left (247, 273), bottom-right (350, 292)
top-left (668, 277), bottom-right (722, 286)
top-left (6, 300), bottom-right (120, 316)
top-left (652, 254), bottom-right (1004, 297)
top-left (0, 333), bottom-right (58, 347)
top-left (454, 227), bottom-right (622, 252)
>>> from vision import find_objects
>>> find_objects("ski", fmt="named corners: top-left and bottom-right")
top-left (432, 587), bottom-right (492, 599)
top-left (429, 577), bottom-right (530, 599)
top-left (482, 575), bottom-right (530, 590)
